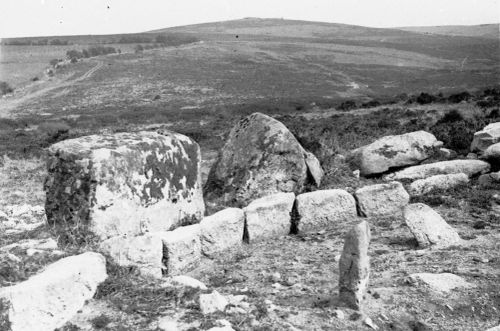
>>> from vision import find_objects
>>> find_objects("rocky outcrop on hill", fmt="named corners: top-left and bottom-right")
top-left (205, 112), bottom-right (322, 206)
top-left (44, 131), bottom-right (205, 241)
top-left (351, 131), bottom-right (442, 176)
top-left (470, 122), bottom-right (500, 152)
top-left (385, 160), bottom-right (490, 181)
top-left (0, 252), bottom-right (107, 331)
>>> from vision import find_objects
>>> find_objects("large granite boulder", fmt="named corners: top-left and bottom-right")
top-left (205, 113), bottom-right (322, 206)
top-left (351, 131), bottom-right (442, 176)
top-left (385, 160), bottom-right (490, 181)
top-left (44, 131), bottom-right (205, 241)
top-left (470, 122), bottom-right (500, 152)
top-left (0, 252), bottom-right (107, 331)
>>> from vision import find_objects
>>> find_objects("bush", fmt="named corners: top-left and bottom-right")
top-left (134, 44), bottom-right (144, 53)
top-left (49, 58), bottom-right (62, 67)
top-left (338, 100), bottom-right (357, 111)
top-left (430, 116), bottom-right (491, 154)
top-left (361, 100), bottom-right (381, 108)
top-left (416, 92), bottom-right (436, 105)
top-left (448, 91), bottom-right (471, 103)
top-left (0, 82), bottom-right (14, 96)
top-left (439, 109), bottom-right (463, 123)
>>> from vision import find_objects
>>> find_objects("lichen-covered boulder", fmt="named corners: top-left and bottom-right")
top-left (354, 182), bottom-right (409, 217)
top-left (0, 252), bottom-right (107, 331)
top-left (384, 160), bottom-right (490, 181)
top-left (351, 131), bottom-right (442, 176)
top-left (478, 171), bottom-right (500, 188)
top-left (205, 113), bottom-right (322, 206)
top-left (44, 131), bottom-right (205, 241)
top-left (470, 122), bottom-right (500, 152)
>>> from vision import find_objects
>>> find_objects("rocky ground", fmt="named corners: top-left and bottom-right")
top-left (0, 95), bottom-right (499, 330)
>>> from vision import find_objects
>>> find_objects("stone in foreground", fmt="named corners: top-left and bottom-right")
top-left (0, 252), bottom-right (107, 331)
top-left (385, 160), bottom-right (490, 181)
top-left (295, 189), bottom-right (357, 232)
top-left (403, 203), bottom-right (461, 248)
top-left (44, 131), bottom-right (205, 240)
top-left (205, 112), bottom-right (321, 206)
top-left (351, 131), bottom-right (441, 176)
top-left (243, 192), bottom-right (295, 242)
top-left (354, 181), bottom-right (409, 217)
top-left (409, 273), bottom-right (472, 293)
top-left (155, 224), bottom-right (201, 275)
top-left (339, 221), bottom-right (371, 310)
top-left (199, 208), bottom-right (245, 258)
top-left (199, 291), bottom-right (228, 314)
top-left (470, 122), bottom-right (500, 152)
top-left (99, 234), bottom-right (163, 278)
top-left (408, 173), bottom-right (469, 196)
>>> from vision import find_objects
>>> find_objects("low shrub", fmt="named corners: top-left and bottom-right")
top-left (416, 92), bottom-right (436, 105)
top-left (0, 81), bottom-right (14, 96)
top-left (448, 91), bottom-right (471, 103)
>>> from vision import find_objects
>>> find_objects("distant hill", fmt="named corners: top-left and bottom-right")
top-left (396, 24), bottom-right (499, 39)
top-left (150, 17), bottom-right (421, 40)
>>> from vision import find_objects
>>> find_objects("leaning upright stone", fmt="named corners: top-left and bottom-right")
top-left (44, 131), bottom-right (205, 241)
top-left (403, 203), bottom-right (461, 248)
top-left (338, 221), bottom-right (371, 310)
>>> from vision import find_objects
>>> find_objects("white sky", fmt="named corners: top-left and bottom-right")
top-left (0, 0), bottom-right (499, 38)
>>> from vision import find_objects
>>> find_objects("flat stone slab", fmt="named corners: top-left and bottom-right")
top-left (403, 203), bottom-right (461, 248)
top-left (199, 208), bottom-right (245, 258)
top-left (295, 189), bottom-right (356, 232)
top-left (385, 160), bottom-right (490, 181)
top-left (351, 131), bottom-right (441, 176)
top-left (408, 173), bottom-right (469, 196)
top-left (44, 131), bottom-right (205, 241)
top-left (244, 192), bottom-right (295, 242)
top-left (154, 224), bottom-right (202, 275)
top-left (409, 273), bottom-right (472, 293)
top-left (354, 181), bottom-right (409, 217)
top-left (0, 252), bottom-right (107, 331)
top-left (99, 234), bottom-right (163, 278)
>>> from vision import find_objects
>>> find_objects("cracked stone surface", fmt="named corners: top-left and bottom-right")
top-left (44, 130), bottom-right (205, 241)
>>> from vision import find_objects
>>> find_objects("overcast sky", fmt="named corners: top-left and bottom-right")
top-left (1, 0), bottom-right (499, 38)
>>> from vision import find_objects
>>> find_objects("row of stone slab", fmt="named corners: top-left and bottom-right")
top-left (98, 180), bottom-right (444, 278)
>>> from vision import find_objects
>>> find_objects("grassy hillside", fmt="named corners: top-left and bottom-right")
top-left (397, 23), bottom-right (499, 39)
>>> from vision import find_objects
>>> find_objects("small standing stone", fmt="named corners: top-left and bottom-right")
top-left (338, 221), bottom-right (371, 310)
